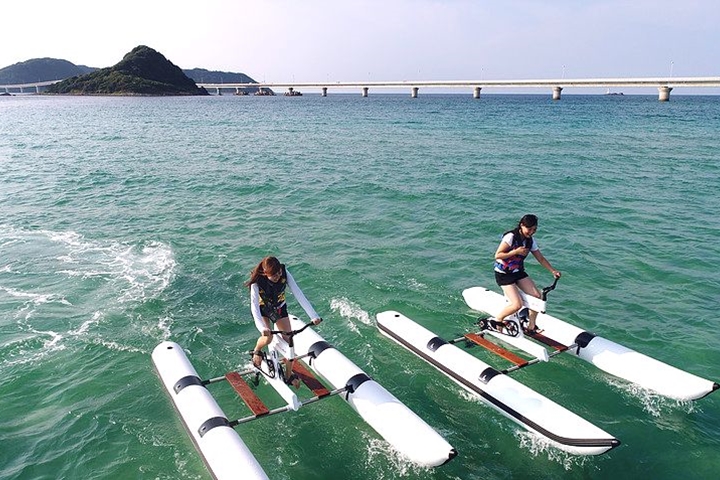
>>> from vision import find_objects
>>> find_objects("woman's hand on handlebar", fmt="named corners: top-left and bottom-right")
top-left (311, 317), bottom-right (323, 326)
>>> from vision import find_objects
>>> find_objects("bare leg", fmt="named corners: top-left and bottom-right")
top-left (516, 277), bottom-right (541, 330)
top-left (274, 317), bottom-right (299, 387)
top-left (496, 284), bottom-right (524, 322)
top-left (252, 317), bottom-right (272, 367)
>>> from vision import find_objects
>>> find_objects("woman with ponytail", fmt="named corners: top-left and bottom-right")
top-left (245, 256), bottom-right (322, 375)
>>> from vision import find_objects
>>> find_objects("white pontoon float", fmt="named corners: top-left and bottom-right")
top-left (153, 316), bottom-right (456, 480)
top-left (377, 310), bottom-right (620, 456)
top-left (462, 283), bottom-right (719, 402)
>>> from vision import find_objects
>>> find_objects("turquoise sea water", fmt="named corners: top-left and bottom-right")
top-left (1, 93), bottom-right (719, 480)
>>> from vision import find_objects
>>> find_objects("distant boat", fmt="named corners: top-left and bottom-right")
top-left (605, 88), bottom-right (624, 96)
top-left (284, 88), bottom-right (302, 97)
top-left (254, 88), bottom-right (275, 96)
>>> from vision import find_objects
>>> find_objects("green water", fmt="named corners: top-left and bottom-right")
top-left (1, 93), bottom-right (719, 479)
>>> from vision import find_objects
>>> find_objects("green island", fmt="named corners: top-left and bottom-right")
top-left (45, 46), bottom-right (209, 96)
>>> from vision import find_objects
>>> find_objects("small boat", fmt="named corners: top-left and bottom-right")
top-left (152, 316), bottom-right (456, 480)
top-left (284, 87), bottom-right (302, 96)
top-left (254, 88), bottom-right (275, 96)
top-left (377, 311), bottom-right (620, 456)
top-left (462, 283), bottom-right (719, 401)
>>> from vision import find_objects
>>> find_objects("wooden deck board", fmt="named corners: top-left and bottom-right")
top-left (464, 333), bottom-right (529, 366)
top-left (292, 362), bottom-right (330, 398)
top-left (226, 371), bottom-right (270, 416)
top-left (526, 331), bottom-right (569, 352)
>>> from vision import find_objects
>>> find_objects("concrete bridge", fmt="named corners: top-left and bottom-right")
top-left (1, 79), bottom-right (62, 94)
top-left (199, 77), bottom-right (720, 101)
top-left (4, 77), bottom-right (720, 101)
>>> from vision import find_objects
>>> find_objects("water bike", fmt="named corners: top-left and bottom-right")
top-left (462, 278), bottom-right (719, 401)
top-left (153, 316), bottom-right (457, 480)
top-left (475, 277), bottom-right (560, 338)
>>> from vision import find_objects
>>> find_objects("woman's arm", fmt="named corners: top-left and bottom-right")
top-left (495, 235), bottom-right (529, 260)
top-left (249, 283), bottom-right (270, 333)
top-left (531, 249), bottom-right (561, 277)
top-left (285, 269), bottom-right (321, 321)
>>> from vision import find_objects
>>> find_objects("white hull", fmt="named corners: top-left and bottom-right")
top-left (287, 316), bottom-right (457, 467)
top-left (152, 342), bottom-right (269, 480)
top-left (463, 286), bottom-right (719, 401)
top-left (377, 311), bottom-right (620, 456)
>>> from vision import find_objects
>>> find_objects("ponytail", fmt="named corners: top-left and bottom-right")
top-left (244, 256), bottom-right (282, 288)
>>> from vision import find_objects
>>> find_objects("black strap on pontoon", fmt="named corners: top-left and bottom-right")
top-left (197, 416), bottom-right (231, 438)
top-left (307, 340), bottom-right (333, 365)
top-left (173, 375), bottom-right (206, 394)
top-left (427, 336), bottom-right (448, 352)
top-left (574, 331), bottom-right (596, 354)
top-left (479, 367), bottom-right (501, 384)
top-left (344, 373), bottom-right (371, 400)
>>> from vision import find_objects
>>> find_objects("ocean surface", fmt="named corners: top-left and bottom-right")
top-left (1, 92), bottom-right (719, 480)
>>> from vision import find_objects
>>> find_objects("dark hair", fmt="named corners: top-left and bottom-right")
top-left (244, 256), bottom-right (282, 288)
top-left (518, 214), bottom-right (538, 229)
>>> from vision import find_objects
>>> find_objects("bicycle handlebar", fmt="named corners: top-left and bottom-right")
top-left (269, 319), bottom-right (321, 337)
top-left (540, 276), bottom-right (560, 301)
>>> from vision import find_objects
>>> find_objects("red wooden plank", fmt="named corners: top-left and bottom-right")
top-left (464, 333), bottom-right (529, 366)
top-left (292, 362), bottom-right (330, 398)
top-left (226, 371), bottom-right (270, 416)
top-left (526, 331), bottom-right (569, 352)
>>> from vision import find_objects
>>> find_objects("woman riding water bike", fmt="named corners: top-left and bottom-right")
top-left (492, 214), bottom-right (561, 334)
top-left (245, 256), bottom-right (322, 385)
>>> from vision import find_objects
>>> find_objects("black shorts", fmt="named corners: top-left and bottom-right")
top-left (262, 304), bottom-right (288, 322)
top-left (495, 270), bottom-right (528, 286)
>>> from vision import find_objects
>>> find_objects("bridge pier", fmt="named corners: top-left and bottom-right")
top-left (362, 87), bottom-right (369, 97)
top-left (411, 87), bottom-right (418, 98)
top-left (552, 86), bottom-right (563, 100)
top-left (322, 87), bottom-right (328, 97)
top-left (473, 87), bottom-right (482, 99)
top-left (216, 87), bottom-right (222, 95)
top-left (658, 86), bottom-right (673, 101)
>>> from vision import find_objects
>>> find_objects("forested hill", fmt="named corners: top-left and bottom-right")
top-left (0, 58), bottom-right (94, 84)
top-left (45, 46), bottom-right (209, 95)
top-left (1, 51), bottom-right (258, 90)
top-left (183, 68), bottom-right (255, 84)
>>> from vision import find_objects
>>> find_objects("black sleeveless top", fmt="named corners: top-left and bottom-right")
top-left (254, 264), bottom-right (288, 314)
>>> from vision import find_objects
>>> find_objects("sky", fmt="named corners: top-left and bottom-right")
top-left (2, 0), bottom-right (719, 91)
